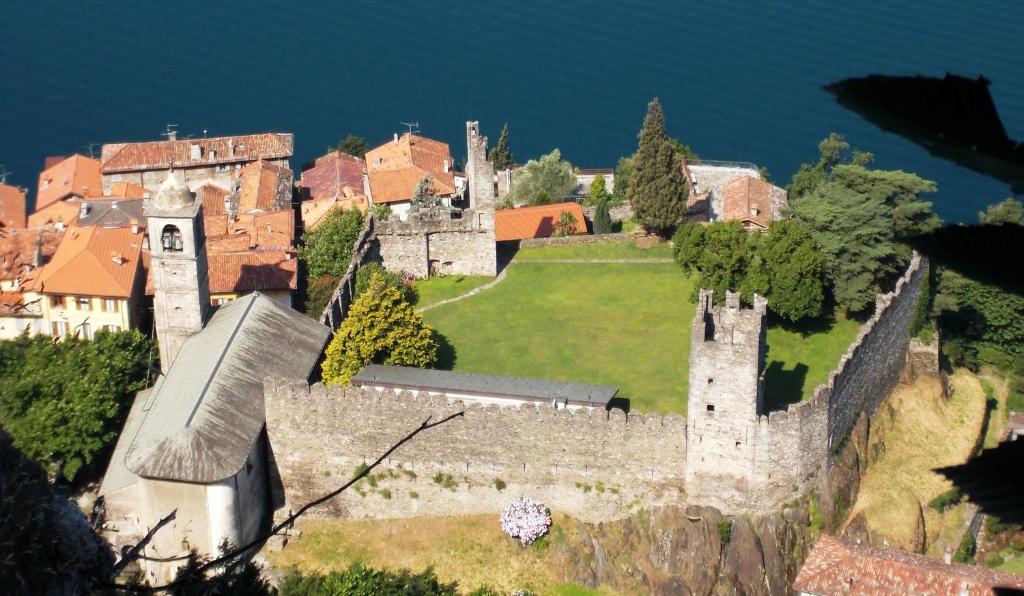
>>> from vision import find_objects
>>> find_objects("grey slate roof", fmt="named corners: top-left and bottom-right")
top-left (352, 364), bottom-right (618, 407)
top-left (123, 293), bottom-right (330, 483)
top-left (76, 199), bottom-right (145, 228)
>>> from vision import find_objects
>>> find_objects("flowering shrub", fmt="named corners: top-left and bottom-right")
top-left (500, 498), bottom-right (551, 546)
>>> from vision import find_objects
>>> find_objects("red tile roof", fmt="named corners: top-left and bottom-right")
top-left (36, 154), bottom-right (102, 210)
top-left (297, 151), bottom-right (365, 203)
top-left (27, 200), bottom-right (80, 229)
top-left (794, 535), bottom-right (1024, 595)
top-left (495, 202), bottom-right (587, 241)
top-left (31, 227), bottom-right (144, 298)
top-left (205, 209), bottom-right (294, 253)
top-left (197, 183), bottom-right (231, 216)
top-left (365, 133), bottom-right (456, 203)
top-left (238, 160), bottom-right (293, 213)
top-left (100, 133), bottom-right (293, 173)
top-left (0, 183), bottom-right (27, 229)
top-left (207, 251), bottom-right (297, 293)
top-left (300, 196), bottom-right (368, 230)
top-left (721, 175), bottom-right (785, 230)
top-left (109, 182), bottom-right (150, 199)
top-left (0, 228), bottom-right (63, 281)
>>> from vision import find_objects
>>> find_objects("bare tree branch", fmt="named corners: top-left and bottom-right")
top-left (110, 510), bottom-right (177, 577)
top-left (96, 410), bottom-right (465, 593)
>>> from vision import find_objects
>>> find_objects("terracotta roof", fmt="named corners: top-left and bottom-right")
top-left (205, 209), bottom-right (294, 253)
top-left (100, 133), bottom-right (293, 173)
top-left (495, 202), bottom-right (587, 241)
top-left (197, 183), bottom-right (231, 216)
top-left (0, 228), bottom-right (63, 281)
top-left (31, 227), bottom-right (144, 298)
top-left (300, 195), bottom-right (368, 230)
top-left (794, 534), bottom-right (1024, 595)
top-left (237, 160), bottom-right (293, 213)
top-left (297, 151), bottom-right (366, 203)
top-left (36, 154), bottom-right (102, 210)
top-left (0, 183), bottom-right (27, 229)
top-left (365, 133), bottom-right (456, 203)
top-left (109, 182), bottom-right (150, 199)
top-left (721, 175), bottom-right (786, 229)
top-left (27, 199), bottom-right (80, 229)
top-left (207, 251), bottom-right (297, 293)
top-left (0, 289), bottom-right (36, 316)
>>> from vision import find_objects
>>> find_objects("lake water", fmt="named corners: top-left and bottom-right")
top-left (1, 0), bottom-right (1021, 222)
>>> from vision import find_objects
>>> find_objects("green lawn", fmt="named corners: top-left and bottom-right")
top-left (422, 255), bottom-right (862, 416)
top-left (996, 550), bottom-right (1024, 575)
top-left (415, 275), bottom-right (493, 308)
top-left (514, 240), bottom-right (673, 261)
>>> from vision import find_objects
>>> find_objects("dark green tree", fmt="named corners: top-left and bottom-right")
top-left (330, 134), bottom-right (370, 158)
top-left (586, 174), bottom-right (609, 206)
top-left (305, 274), bottom-right (340, 318)
top-left (299, 208), bottom-right (366, 279)
top-left (979, 197), bottom-right (1024, 225)
top-left (611, 155), bottom-right (633, 205)
top-left (672, 221), bottom-right (749, 300)
top-left (628, 98), bottom-right (688, 237)
top-left (506, 149), bottom-right (576, 205)
top-left (488, 123), bottom-right (513, 171)
top-left (749, 220), bottom-right (827, 321)
top-left (593, 198), bottom-right (612, 234)
top-left (0, 330), bottom-right (153, 480)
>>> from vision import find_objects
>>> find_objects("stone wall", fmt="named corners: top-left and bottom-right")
top-left (465, 122), bottom-right (495, 209)
top-left (582, 203), bottom-right (633, 223)
top-left (264, 380), bottom-right (687, 522)
top-left (519, 232), bottom-right (631, 248)
top-left (376, 210), bottom-right (496, 277)
top-left (318, 215), bottom-right (377, 330)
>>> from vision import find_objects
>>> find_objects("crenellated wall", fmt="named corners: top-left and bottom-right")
top-left (376, 210), bottom-right (496, 277)
top-left (264, 380), bottom-right (686, 522)
top-left (318, 214), bottom-right (378, 330)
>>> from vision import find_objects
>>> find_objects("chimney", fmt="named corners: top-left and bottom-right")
top-left (443, 159), bottom-right (450, 173)
top-left (79, 202), bottom-right (91, 217)
top-left (167, 130), bottom-right (177, 141)
top-left (130, 219), bottom-right (139, 234)
top-left (190, 144), bottom-right (202, 160)
top-left (110, 252), bottom-right (125, 265)
top-left (394, 133), bottom-right (399, 143)
top-left (227, 138), bottom-right (235, 158)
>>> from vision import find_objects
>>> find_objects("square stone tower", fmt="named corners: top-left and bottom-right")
top-left (684, 290), bottom-right (767, 500)
top-left (145, 172), bottom-right (211, 371)
top-left (465, 121), bottom-right (495, 210)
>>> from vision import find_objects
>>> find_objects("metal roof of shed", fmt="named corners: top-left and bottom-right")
top-left (352, 364), bottom-right (618, 407)
top-left (123, 292), bottom-right (330, 483)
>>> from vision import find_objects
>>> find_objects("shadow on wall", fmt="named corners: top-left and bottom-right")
top-left (763, 361), bottom-right (809, 412)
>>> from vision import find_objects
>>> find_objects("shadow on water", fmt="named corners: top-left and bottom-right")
top-left (433, 330), bottom-right (457, 370)
top-left (762, 362), bottom-right (809, 413)
top-left (825, 73), bottom-right (1024, 193)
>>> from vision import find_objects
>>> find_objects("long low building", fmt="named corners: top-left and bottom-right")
top-left (352, 364), bottom-right (618, 409)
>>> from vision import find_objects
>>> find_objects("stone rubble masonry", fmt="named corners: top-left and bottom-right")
top-left (465, 122), bottom-right (495, 209)
top-left (263, 379), bottom-right (687, 523)
top-left (519, 232), bottom-right (631, 248)
top-left (318, 215), bottom-right (378, 330)
top-left (376, 211), bottom-right (496, 278)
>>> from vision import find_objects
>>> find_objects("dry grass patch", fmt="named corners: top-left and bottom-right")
top-left (846, 371), bottom-right (987, 552)
top-left (980, 371), bottom-right (1011, 449)
top-left (264, 514), bottom-right (605, 594)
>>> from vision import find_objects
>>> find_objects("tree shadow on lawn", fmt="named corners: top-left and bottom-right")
top-left (433, 330), bottom-right (457, 370)
top-left (763, 361), bottom-right (809, 412)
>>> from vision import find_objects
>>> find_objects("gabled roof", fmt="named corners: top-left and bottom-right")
top-left (495, 202), bottom-right (587, 242)
top-left (721, 175), bottom-right (786, 229)
top-left (36, 154), bottom-right (102, 210)
top-left (297, 151), bottom-right (366, 203)
top-left (205, 209), bottom-right (294, 252)
top-left (0, 183), bottom-right (27, 229)
top-left (100, 133), bottom-right (294, 173)
top-left (76, 199), bottom-right (144, 229)
top-left (122, 293), bottom-right (330, 482)
top-left (27, 199), bottom-right (80, 229)
top-left (794, 535), bottom-right (1024, 595)
top-left (198, 183), bottom-right (231, 216)
top-left (365, 133), bottom-right (456, 203)
top-left (109, 182), bottom-right (150, 199)
top-left (237, 160), bottom-right (293, 213)
top-left (0, 228), bottom-right (63, 281)
top-left (207, 251), bottom-right (297, 293)
top-left (31, 227), bottom-right (144, 298)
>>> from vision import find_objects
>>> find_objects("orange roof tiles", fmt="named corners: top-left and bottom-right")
top-left (365, 133), bottom-right (456, 203)
top-left (207, 251), bottom-right (297, 293)
top-left (495, 202), bottom-right (587, 242)
top-left (721, 175), bottom-right (785, 230)
top-left (27, 200), bottom-right (80, 229)
top-left (238, 160), bottom-right (293, 213)
top-left (198, 183), bottom-right (231, 217)
top-left (100, 133), bottom-right (293, 173)
top-left (794, 535), bottom-right (1024, 596)
top-left (31, 227), bottom-right (144, 298)
top-left (301, 195), bottom-right (368, 230)
top-left (0, 183), bottom-right (27, 229)
top-left (109, 182), bottom-right (150, 199)
top-left (205, 209), bottom-right (294, 254)
top-left (36, 154), bottom-right (102, 210)
top-left (297, 151), bottom-right (366, 203)
top-left (0, 228), bottom-right (63, 281)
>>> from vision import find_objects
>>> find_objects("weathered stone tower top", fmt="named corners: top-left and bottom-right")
top-left (465, 121), bottom-right (495, 210)
top-left (149, 171), bottom-right (195, 213)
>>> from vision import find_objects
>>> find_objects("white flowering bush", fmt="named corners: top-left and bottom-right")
top-left (500, 498), bottom-right (552, 546)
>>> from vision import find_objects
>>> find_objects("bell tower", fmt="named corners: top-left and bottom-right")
top-left (145, 171), bottom-right (210, 371)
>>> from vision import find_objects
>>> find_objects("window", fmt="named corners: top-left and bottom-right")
top-left (706, 404), bottom-right (715, 412)
top-left (50, 295), bottom-right (64, 309)
top-left (707, 378), bottom-right (714, 384)
top-left (51, 321), bottom-right (68, 338)
top-left (735, 441), bottom-right (741, 448)
top-left (161, 224), bottom-right (184, 252)
top-left (80, 322), bottom-right (92, 340)
top-left (105, 324), bottom-right (121, 333)
top-left (212, 296), bottom-right (233, 305)
top-left (76, 296), bottom-right (91, 311)
top-left (102, 298), bottom-right (118, 312)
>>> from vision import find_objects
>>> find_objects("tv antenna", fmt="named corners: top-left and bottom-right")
top-left (0, 165), bottom-right (11, 185)
top-left (161, 123), bottom-right (179, 141)
top-left (400, 121), bottom-right (420, 135)
top-left (81, 143), bottom-right (99, 159)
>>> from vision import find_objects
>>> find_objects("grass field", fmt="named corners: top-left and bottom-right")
top-left (845, 371), bottom-right (988, 553)
top-left (421, 242), bottom-right (861, 415)
top-left (263, 515), bottom-right (605, 594)
top-left (995, 551), bottom-right (1024, 575)
top-left (415, 275), bottom-right (493, 309)
top-left (513, 241), bottom-right (673, 261)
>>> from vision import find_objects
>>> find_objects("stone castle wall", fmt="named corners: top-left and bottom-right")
top-left (376, 211), bottom-right (496, 277)
top-left (264, 380), bottom-right (686, 522)
top-left (318, 215), bottom-right (378, 330)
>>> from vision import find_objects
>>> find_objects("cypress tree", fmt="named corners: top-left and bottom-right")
top-left (488, 123), bottom-right (513, 170)
top-left (593, 198), bottom-right (612, 234)
top-left (627, 98), bottom-right (688, 237)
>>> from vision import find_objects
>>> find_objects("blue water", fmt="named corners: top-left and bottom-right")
top-left (1, 0), bottom-right (1021, 222)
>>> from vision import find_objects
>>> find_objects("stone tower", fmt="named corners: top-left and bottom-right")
top-left (684, 290), bottom-right (767, 507)
top-left (465, 121), bottom-right (495, 209)
top-left (145, 172), bottom-right (211, 372)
